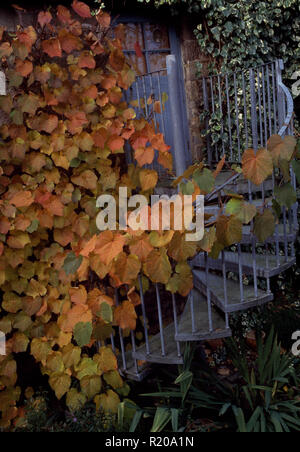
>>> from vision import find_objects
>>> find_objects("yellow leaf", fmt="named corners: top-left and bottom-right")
top-left (94, 389), bottom-right (120, 414)
top-left (49, 372), bottom-right (71, 400)
top-left (139, 169), bottom-right (158, 191)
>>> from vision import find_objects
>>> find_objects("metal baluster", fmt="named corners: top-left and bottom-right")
top-left (266, 65), bottom-right (273, 137)
top-left (237, 244), bottom-right (245, 302)
top-left (282, 207), bottom-right (288, 262)
top-left (217, 74), bottom-right (225, 157)
top-left (234, 72), bottom-right (241, 161)
top-left (110, 333), bottom-right (116, 354)
top-left (155, 284), bottom-right (166, 357)
top-left (130, 331), bottom-right (139, 374)
top-left (115, 289), bottom-right (127, 371)
top-left (210, 76), bottom-right (219, 162)
top-left (138, 274), bottom-right (150, 355)
top-left (271, 63), bottom-right (277, 134)
top-left (242, 72), bottom-right (249, 148)
top-left (265, 243), bottom-right (271, 294)
top-left (222, 251), bottom-right (228, 311)
top-left (261, 66), bottom-right (268, 147)
top-left (157, 72), bottom-right (167, 137)
top-left (203, 77), bottom-right (212, 166)
top-left (257, 69), bottom-right (264, 147)
top-left (225, 74), bottom-right (233, 160)
top-left (249, 68), bottom-right (258, 150)
top-left (205, 252), bottom-right (213, 332)
top-left (149, 73), bottom-right (157, 131)
top-left (190, 289), bottom-right (196, 334)
top-left (142, 75), bottom-right (149, 119)
top-left (172, 293), bottom-right (181, 357)
top-left (275, 222), bottom-right (280, 267)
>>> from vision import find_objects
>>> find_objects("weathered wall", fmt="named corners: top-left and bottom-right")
top-left (179, 18), bottom-right (209, 163)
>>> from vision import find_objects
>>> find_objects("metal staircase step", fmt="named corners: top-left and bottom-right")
top-left (176, 290), bottom-right (231, 341)
top-left (192, 252), bottom-right (296, 278)
top-left (214, 171), bottom-right (273, 196)
top-left (242, 224), bottom-right (297, 243)
top-left (132, 322), bottom-right (183, 365)
top-left (118, 352), bottom-right (150, 382)
top-left (193, 269), bottom-right (273, 313)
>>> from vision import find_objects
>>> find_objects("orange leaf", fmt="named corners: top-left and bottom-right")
top-left (58, 29), bottom-right (82, 54)
top-left (59, 304), bottom-right (92, 333)
top-left (242, 148), bottom-right (273, 186)
top-left (69, 285), bottom-right (87, 305)
top-left (134, 146), bottom-right (155, 167)
top-left (213, 155), bottom-right (226, 178)
top-left (9, 191), bottom-right (34, 208)
top-left (15, 59), bottom-right (33, 77)
top-left (37, 11), bottom-right (52, 28)
top-left (79, 234), bottom-right (98, 257)
top-left (107, 135), bottom-right (124, 153)
top-left (42, 38), bottom-right (62, 58)
top-left (96, 11), bottom-right (111, 28)
top-left (157, 151), bottom-right (173, 171)
top-left (72, 0), bottom-right (91, 18)
top-left (111, 252), bottom-right (141, 285)
top-left (78, 51), bottom-right (96, 69)
top-left (94, 231), bottom-right (125, 266)
top-left (57, 5), bottom-right (71, 24)
top-left (114, 300), bottom-right (137, 330)
top-left (129, 235), bottom-right (153, 262)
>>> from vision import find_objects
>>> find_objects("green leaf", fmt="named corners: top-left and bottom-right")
top-left (274, 183), bottom-right (297, 209)
top-left (63, 252), bottom-right (83, 275)
top-left (254, 209), bottom-right (275, 242)
top-left (99, 302), bottom-right (113, 323)
top-left (74, 322), bottom-right (93, 347)
top-left (179, 180), bottom-right (194, 195)
top-left (291, 159), bottom-right (300, 184)
top-left (193, 168), bottom-right (214, 193)
top-left (226, 199), bottom-right (257, 224)
top-left (26, 219), bottom-right (39, 233)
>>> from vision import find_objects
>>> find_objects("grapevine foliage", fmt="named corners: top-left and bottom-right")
top-left (0, 1), bottom-right (298, 430)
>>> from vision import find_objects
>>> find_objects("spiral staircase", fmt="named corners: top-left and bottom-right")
top-left (113, 59), bottom-right (298, 381)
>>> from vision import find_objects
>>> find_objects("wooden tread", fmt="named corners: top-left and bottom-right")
top-left (176, 290), bottom-right (231, 341)
top-left (193, 269), bottom-right (273, 313)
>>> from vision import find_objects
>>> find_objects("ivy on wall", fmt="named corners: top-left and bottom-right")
top-left (138, 0), bottom-right (300, 76)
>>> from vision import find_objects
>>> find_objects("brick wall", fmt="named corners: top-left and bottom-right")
top-left (179, 18), bottom-right (209, 163)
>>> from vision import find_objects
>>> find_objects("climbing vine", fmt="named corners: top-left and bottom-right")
top-left (138, 0), bottom-right (300, 75)
top-left (0, 0), bottom-right (298, 431)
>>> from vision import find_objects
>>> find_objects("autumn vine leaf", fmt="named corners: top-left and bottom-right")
top-left (242, 148), bottom-right (273, 185)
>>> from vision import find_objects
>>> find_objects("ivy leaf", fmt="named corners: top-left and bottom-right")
top-left (254, 209), bottom-right (275, 242)
top-left (74, 322), bottom-right (93, 347)
top-left (63, 252), bottom-right (83, 275)
top-left (242, 148), bottom-right (273, 185)
top-left (193, 168), bottom-right (215, 192)
top-left (274, 183), bottom-right (297, 209)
